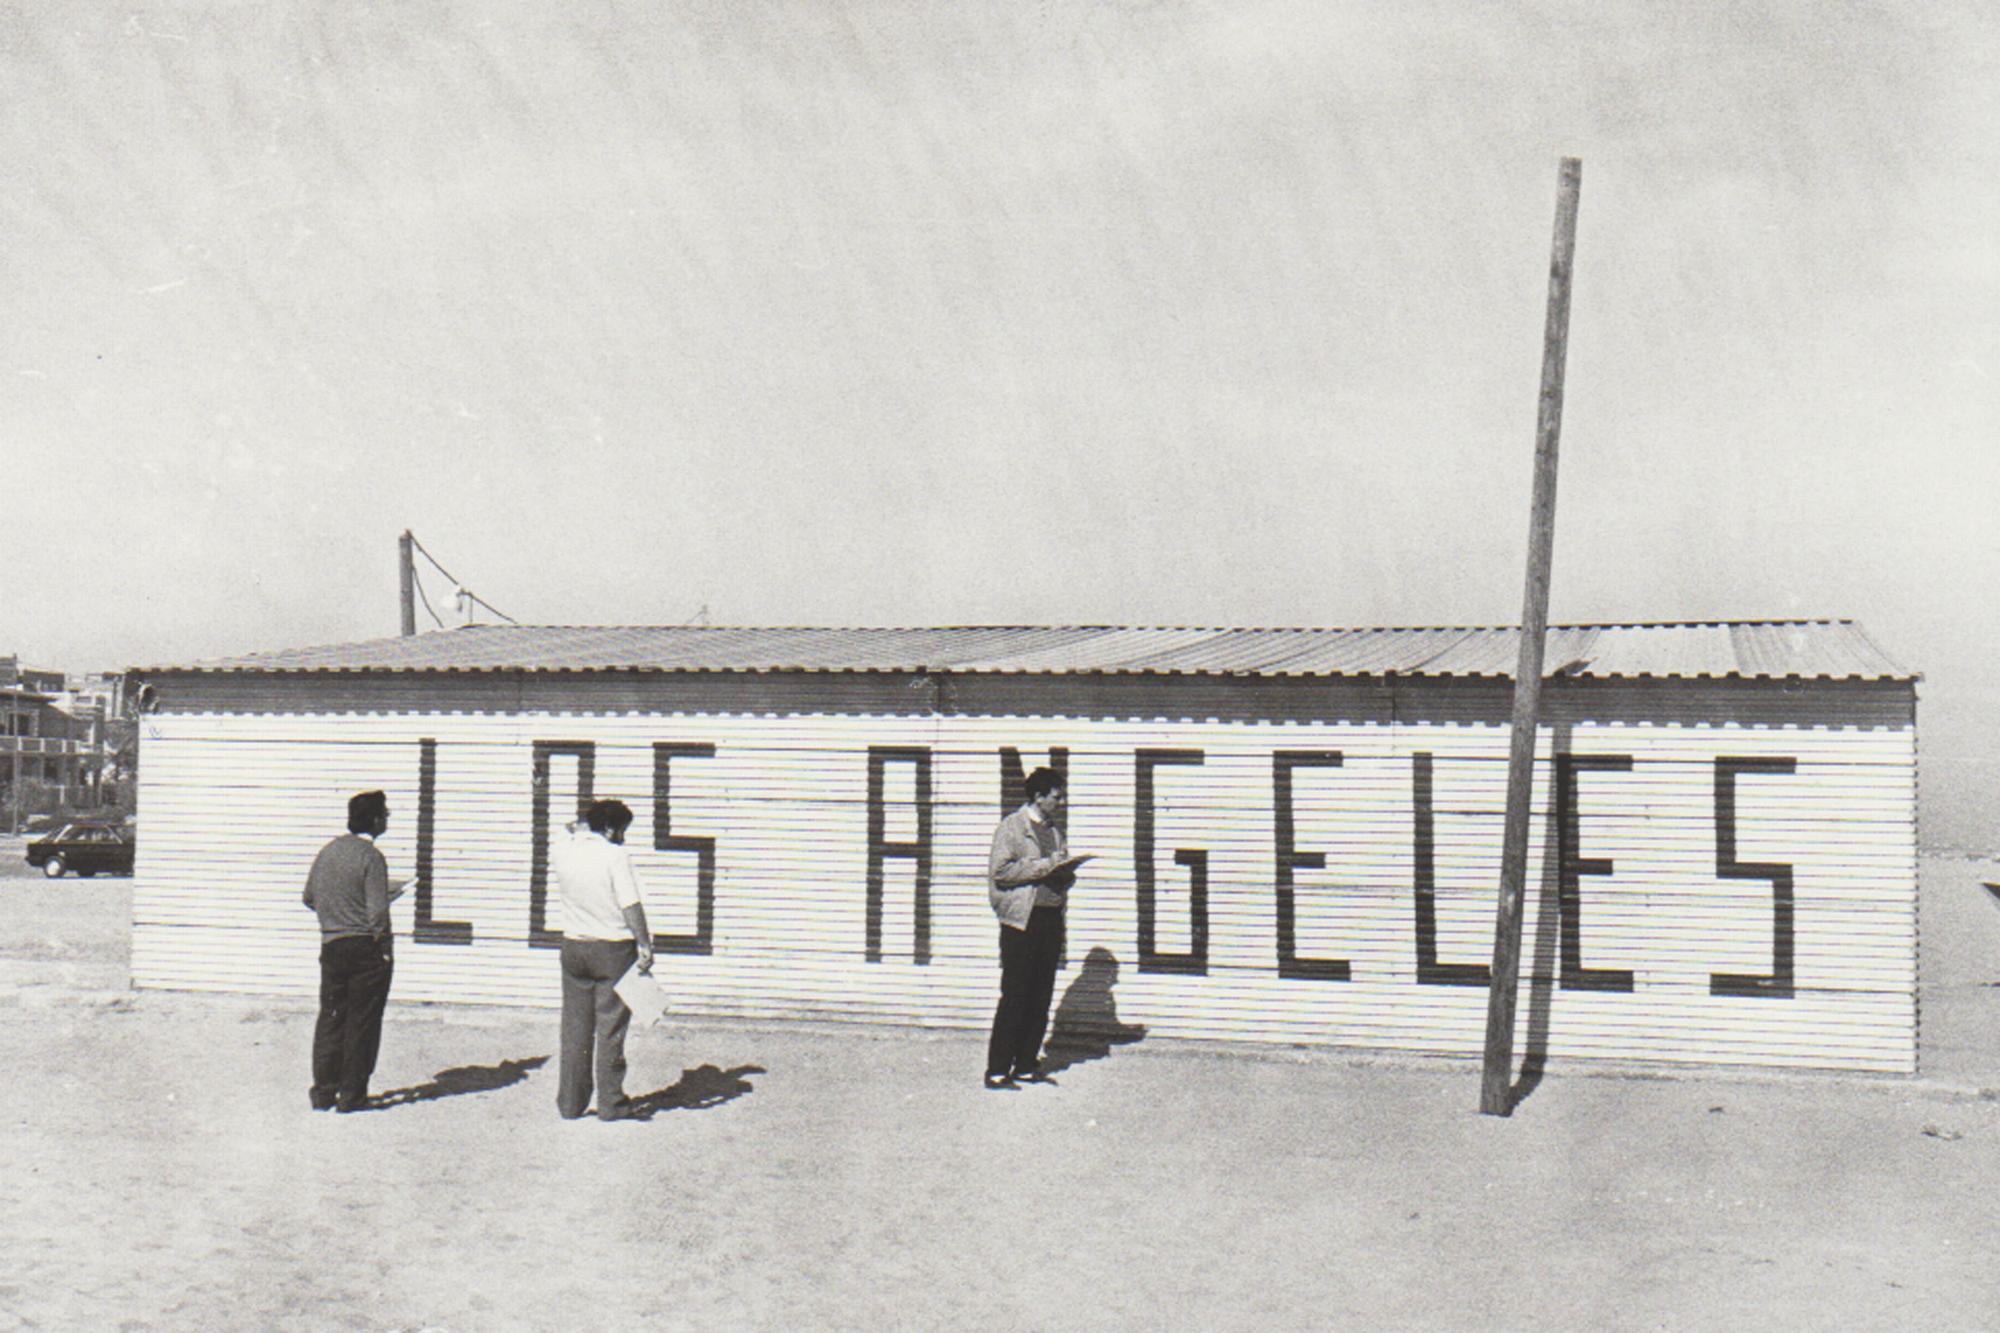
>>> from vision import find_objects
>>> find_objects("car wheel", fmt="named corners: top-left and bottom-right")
top-left (42, 855), bottom-right (65, 878)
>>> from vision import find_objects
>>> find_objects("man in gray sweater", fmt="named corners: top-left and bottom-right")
top-left (303, 790), bottom-right (402, 1112)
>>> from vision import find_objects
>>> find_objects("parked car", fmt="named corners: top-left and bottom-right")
top-left (24, 821), bottom-right (135, 878)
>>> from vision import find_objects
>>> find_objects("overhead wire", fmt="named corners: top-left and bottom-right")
top-left (407, 533), bottom-right (520, 626)
top-left (410, 564), bottom-right (447, 630)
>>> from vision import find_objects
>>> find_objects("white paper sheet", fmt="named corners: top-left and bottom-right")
top-left (614, 963), bottom-right (669, 1026)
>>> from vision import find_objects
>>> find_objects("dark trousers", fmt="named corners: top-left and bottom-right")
top-left (559, 938), bottom-right (639, 1119)
top-left (310, 935), bottom-right (394, 1110)
top-left (987, 906), bottom-right (1064, 1078)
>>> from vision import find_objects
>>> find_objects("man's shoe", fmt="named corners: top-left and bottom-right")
top-left (1015, 1069), bottom-right (1057, 1086)
top-left (334, 1096), bottom-right (368, 1114)
top-left (983, 1073), bottom-right (1019, 1091)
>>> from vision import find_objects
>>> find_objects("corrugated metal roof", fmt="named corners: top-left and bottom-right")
top-left (134, 620), bottom-right (1915, 682)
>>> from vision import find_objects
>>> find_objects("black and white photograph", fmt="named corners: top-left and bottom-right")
top-left (3, 2), bottom-right (1996, 1326)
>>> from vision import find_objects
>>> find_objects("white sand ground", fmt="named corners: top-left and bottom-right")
top-left (2, 847), bottom-right (1997, 1329)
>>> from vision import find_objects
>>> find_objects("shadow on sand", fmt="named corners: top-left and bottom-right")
top-left (1040, 946), bottom-right (1147, 1077)
top-left (1509, 720), bottom-right (1571, 1113)
top-left (617, 1063), bottom-right (766, 1120)
top-left (362, 1054), bottom-right (550, 1111)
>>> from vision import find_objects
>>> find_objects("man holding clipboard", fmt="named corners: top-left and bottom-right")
top-left (985, 767), bottom-right (1089, 1089)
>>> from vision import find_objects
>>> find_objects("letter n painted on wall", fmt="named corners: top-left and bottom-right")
top-left (999, 747), bottom-right (1069, 828)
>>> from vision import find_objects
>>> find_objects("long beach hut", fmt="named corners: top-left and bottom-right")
top-left (128, 619), bottom-right (1918, 1072)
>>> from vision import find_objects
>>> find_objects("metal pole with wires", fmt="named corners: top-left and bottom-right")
top-left (399, 531), bottom-right (418, 637)
top-left (404, 532), bottom-right (520, 629)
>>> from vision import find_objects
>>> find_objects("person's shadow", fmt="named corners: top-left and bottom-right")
top-left (617, 1064), bottom-right (765, 1120)
top-left (1041, 947), bottom-right (1147, 1076)
top-left (362, 1055), bottom-right (549, 1111)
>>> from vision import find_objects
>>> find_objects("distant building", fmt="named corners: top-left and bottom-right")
top-left (1, 656), bottom-right (131, 821)
top-left (0, 657), bottom-right (65, 695)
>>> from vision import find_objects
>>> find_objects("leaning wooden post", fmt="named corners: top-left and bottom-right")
top-left (1479, 157), bottom-right (1582, 1117)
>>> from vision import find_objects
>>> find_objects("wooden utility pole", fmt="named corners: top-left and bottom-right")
top-left (399, 530), bottom-right (417, 637)
top-left (1480, 157), bottom-right (1582, 1117)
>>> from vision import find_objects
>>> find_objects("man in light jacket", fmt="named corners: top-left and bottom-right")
top-left (985, 767), bottom-right (1082, 1089)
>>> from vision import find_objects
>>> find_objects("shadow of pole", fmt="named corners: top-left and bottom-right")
top-left (1041, 947), bottom-right (1147, 1076)
top-left (1510, 719), bottom-right (1571, 1110)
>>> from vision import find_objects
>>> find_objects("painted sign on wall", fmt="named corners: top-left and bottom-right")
top-left (133, 709), bottom-right (1916, 1071)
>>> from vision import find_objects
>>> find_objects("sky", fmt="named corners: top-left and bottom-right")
top-left (3, 2), bottom-right (1995, 846)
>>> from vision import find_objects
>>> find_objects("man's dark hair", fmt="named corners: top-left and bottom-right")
top-left (347, 790), bottom-right (388, 835)
top-left (1023, 767), bottom-right (1066, 801)
top-left (583, 798), bottom-right (635, 836)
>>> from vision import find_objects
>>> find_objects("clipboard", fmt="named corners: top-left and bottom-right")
top-left (613, 962), bottom-right (670, 1026)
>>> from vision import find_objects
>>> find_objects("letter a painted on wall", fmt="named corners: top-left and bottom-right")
top-left (866, 747), bottom-right (933, 965)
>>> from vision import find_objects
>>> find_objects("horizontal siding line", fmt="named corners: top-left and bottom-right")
top-left (125, 924), bottom-right (1917, 988)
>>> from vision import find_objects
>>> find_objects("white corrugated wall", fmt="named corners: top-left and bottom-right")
top-left (131, 697), bottom-right (1916, 1072)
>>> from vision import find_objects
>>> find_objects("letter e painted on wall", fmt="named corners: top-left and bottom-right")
top-left (1272, 749), bottom-right (1349, 981)
top-left (1558, 753), bottom-right (1635, 993)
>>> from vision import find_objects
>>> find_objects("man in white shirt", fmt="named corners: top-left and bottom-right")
top-left (551, 799), bottom-right (655, 1120)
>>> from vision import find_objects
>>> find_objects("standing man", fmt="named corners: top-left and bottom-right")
top-left (986, 767), bottom-right (1084, 1089)
top-left (551, 798), bottom-right (655, 1121)
top-left (303, 789), bottom-right (402, 1112)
